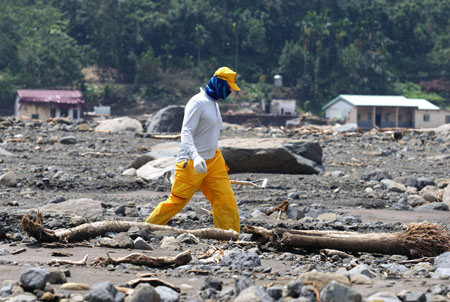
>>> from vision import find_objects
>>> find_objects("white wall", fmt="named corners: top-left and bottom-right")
top-left (415, 110), bottom-right (450, 128)
top-left (325, 100), bottom-right (354, 120)
top-left (271, 100), bottom-right (296, 116)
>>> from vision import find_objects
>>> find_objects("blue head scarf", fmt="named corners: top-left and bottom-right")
top-left (204, 76), bottom-right (231, 100)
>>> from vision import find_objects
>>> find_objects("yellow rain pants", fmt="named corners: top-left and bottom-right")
top-left (145, 149), bottom-right (240, 233)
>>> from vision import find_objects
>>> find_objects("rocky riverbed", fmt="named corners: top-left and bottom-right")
top-left (0, 117), bottom-right (449, 302)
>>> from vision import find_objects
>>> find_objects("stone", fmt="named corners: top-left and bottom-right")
top-left (348, 264), bottom-right (375, 279)
top-left (99, 232), bottom-right (133, 249)
top-left (47, 269), bottom-right (67, 284)
top-left (443, 185), bottom-right (450, 206)
top-left (366, 291), bottom-right (401, 302)
top-left (136, 157), bottom-right (176, 182)
top-left (40, 198), bottom-right (104, 219)
top-left (59, 136), bottom-right (77, 144)
top-left (416, 202), bottom-right (449, 212)
top-left (299, 271), bottom-right (351, 291)
top-left (234, 286), bottom-right (273, 302)
top-left (434, 252), bottom-right (450, 269)
top-left (219, 138), bottom-right (324, 174)
top-left (317, 213), bottom-right (337, 222)
top-left (85, 282), bottom-right (118, 302)
top-left (234, 276), bottom-right (255, 295)
top-left (95, 117), bottom-right (143, 133)
top-left (350, 274), bottom-right (372, 285)
top-left (124, 283), bottom-right (159, 302)
top-left (380, 263), bottom-right (408, 275)
top-left (154, 286), bottom-right (179, 302)
top-left (286, 280), bottom-right (304, 298)
top-left (320, 280), bottom-right (362, 302)
top-left (435, 178), bottom-right (450, 189)
top-left (159, 237), bottom-right (180, 250)
top-left (201, 277), bottom-right (222, 291)
top-left (20, 267), bottom-right (50, 291)
top-left (129, 155), bottom-right (155, 169)
top-left (221, 248), bottom-right (261, 269)
top-left (381, 179), bottom-right (407, 193)
top-left (397, 291), bottom-right (426, 302)
top-left (7, 294), bottom-right (37, 302)
top-left (70, 216), bottom-right (86, 227)
top-left (122, 168), bottom-right (137, 176)
top-left (133, 237), bottom-right (153, 250)
top-left (419, 185), bottom-right (440, 202)
top-left (266, 286), bottom-right (283, 300)
top-left (0, 171), bottom-right (18, 187)
top-left (417, 177), bottom-right (436, 190)
top-left (0, 147), bottom-right (14, 157)
top-left (287, 206), bottom-right (305, 220)
top-left (176, 233), bottom-right (199, 245)
top-left (146, 105), bottom-right (185, 134)
top-left (0, 248), bottom-right (11, 256)
top-left (361, 169), bottom-right (392, 181)
top-left (407, 195), bottom-right (426, 207)
top-left (432, 268), bottom-right (450, 279)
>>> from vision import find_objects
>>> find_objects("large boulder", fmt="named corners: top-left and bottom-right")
top-left (219, 138), bottom-right (324, 174)
top-left (95, 117), bottom-right (143, 133)
top-left (146, 105), bottom-right (185, 134)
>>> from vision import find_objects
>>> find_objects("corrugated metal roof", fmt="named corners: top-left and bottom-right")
top-left (17, 89), bottom-right (84, 105)
top-left (323, 95), bottom-right (440, 110)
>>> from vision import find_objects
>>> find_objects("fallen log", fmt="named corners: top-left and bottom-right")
top-left (91, 251), bottom-right (191, 269)
top-left (48, 254), bottom-right (88, 266)
top-left (243, 222), bottom-right (450, 257)
top-left (21, 211), bottom-right (239, 243)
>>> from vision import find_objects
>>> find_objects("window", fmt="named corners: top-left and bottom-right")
top-left (385, 112), bottom-right (390, 121)
top-left (357, 113), bottom-right (361, 121)
top-left (72, 109), bottom-right (78, 120)
top-left (50, 108), bottom-right (56, 118)
top-left (398, 114), bottom-right (402, 122)
top-left (423, 114), bottom-right (430, 122)
top-left (367, 113), bottom-right (372, 121)
top-left (31, 114), bottom-right (39, 119)
top-left (60, 109), bottom-right (68, 118)
top-left (446, 115), bottom-right (450, 123)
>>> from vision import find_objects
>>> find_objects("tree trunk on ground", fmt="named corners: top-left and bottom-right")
top-left (243, 222), bottom-right (450, 257)
top-left (21, 211), bottom-right (239, 243)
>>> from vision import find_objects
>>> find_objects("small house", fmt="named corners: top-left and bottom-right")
top-left (15, 89), bottom-right (85, 120)
top-left (270, 99), bottom-right (297, 116)
top-left (323, 95), bottom-right (450, 129)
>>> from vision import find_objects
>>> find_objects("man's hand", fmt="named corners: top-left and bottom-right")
top-left (193, 155), bottom-right (207, 174)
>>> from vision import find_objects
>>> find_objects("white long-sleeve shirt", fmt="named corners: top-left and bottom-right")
top-left (176, 88), bottom-right (222, 162)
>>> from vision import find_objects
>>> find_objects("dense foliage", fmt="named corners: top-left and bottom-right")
top-left (1, 0), bottom-right (449, 115)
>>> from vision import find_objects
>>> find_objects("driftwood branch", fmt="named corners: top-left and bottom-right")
top-left (91, 251), bottom-right (191, 269)
top-left (48, 254), bottom-right (88, 266)
top-left (243, 222), bottom-right (450, 257)
top-left (21, 211), bottom-right (238, 243)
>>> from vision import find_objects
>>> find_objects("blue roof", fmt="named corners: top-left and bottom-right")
top-left (323, 95), bottom-right (440, 110)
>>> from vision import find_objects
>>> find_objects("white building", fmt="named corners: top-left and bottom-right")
top-left (323, 95), bottom-right (450, 129)
top-left (270, 99), bottom-right (297, 116)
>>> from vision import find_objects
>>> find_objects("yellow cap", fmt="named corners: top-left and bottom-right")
top-left (214, 67), bottom-right (240, 91)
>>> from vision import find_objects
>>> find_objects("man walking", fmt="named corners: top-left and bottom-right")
top-left (145, 67), bottom-right (241, 233)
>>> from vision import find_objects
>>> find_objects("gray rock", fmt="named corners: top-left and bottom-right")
top-left (419, 185), bottom-right (440, 202)
top-left (95, 117), bottom-right (143, 133)
top-left (7, 294), bottom-right (37, 302)
top-left (361, 170), bottom-right (392, 181)
top-left (380, 263), bottom-right (408, 275)
top-left (159, 236), bottom-right (180, 250)
top-left (366, 291), bottom-right (402, 302)
top-left (129, 155), bottom-right (155, 169)
top-left (85, 282), bottom-right (118, 302)
top-left (381, 179), bottom-right (406, 192)
top-left (124, 283), bottom-right (159, 302)
top-left (331, 171), bottom-right (345, 177)
top-left (221, 248), bottom-right (261, 269)
top-left (407, 195), bottom-right (426, 207)
top-left (286, 280), bottom-right (304, 298)
top-left (59, 136), bottom-right (77, 144)
top-left (0, 248), bottom-right (10, 256)
top-left (416, 202), bottom-right (449, 212)
top-left (20, 267), bottom-right (50, 291)
top-left (235, 276), bottom-right (255, 295)
top-left (175, 233), bottom-right (199, 245)
top-left (443, 185), bottom-right (450, 206)
top-left (40, 198), bottom-right (104, 219)
top-left (398, 291), bottom-right (426, 302)
top-left (435, 252), bottom-right (450, 269)
top-left (99, 233), bottom-right (133, 249)
top-left (266, 286), bottom-right (283, 300)
top-left (154, 286), bottom-right (179, 302)
top-left (0, 147), bottom-right (14, 157)
top-left (146, 105), bottom-right (185, 134)
top-left (405, 178), bottom-right (418, 188)
top-left (320, 280), bottom-right (362, 302)
top-left (201, 277), bottom-right (222, 291)
top-left (47, 269), bottom-right (67, 284)
top-left (348, 264), bottom-right (375, 279)
top-left (234, 286), bottom-right (274, 302)
top-left (136, 157), bottom-right (176, 182)
top-left (220, 138), bottom-right (323, 174)
top-left (133, 237), bottom-right (153, 250)
top-left (0, 171), bottom-right (18, 187)
top-left (432, 268), bottom-right (450, 279)
top-left (417, 177), bottom-right (436, 190)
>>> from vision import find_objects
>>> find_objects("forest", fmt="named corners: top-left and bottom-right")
top-left (1, 0), bottom-right (450, 115)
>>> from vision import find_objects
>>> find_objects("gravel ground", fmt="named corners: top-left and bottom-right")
top-left (0, 117), bottom-right (449, 302)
